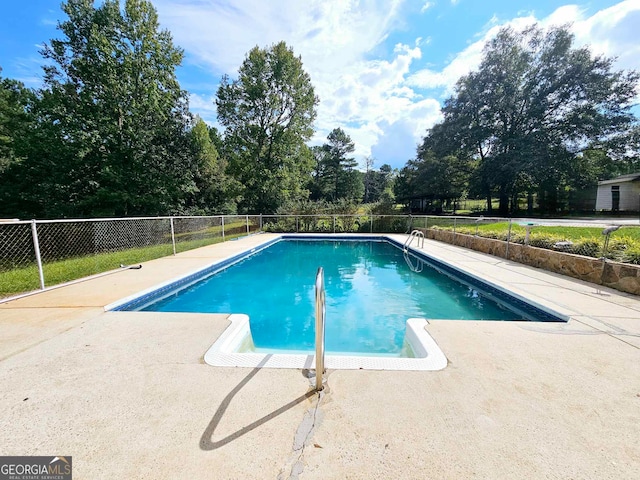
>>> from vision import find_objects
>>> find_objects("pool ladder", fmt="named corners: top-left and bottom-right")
top-left (403, 230), bottom-right (425, 273)
top-left (403, 229), bottom-right (425, 250)
top-left (315, 267), bottom-right (326, 391)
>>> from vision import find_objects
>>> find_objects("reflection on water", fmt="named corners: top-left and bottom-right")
top-left (143, 240), bottom-right (520, 355)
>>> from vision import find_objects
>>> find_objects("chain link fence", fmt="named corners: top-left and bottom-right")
top-left (411, 216), bottom-right (640, 263)
top-left (172, 216), bottom-right (222, 253)
top-left (0, 215), bottom-right (260, 299)
top-left (0, 222), bottom-right (39, 293)
top-left (0, 222), bottom-right (35, 271)
top-left (261, 214), bottom-right (412, 234)
top-left (2, 214), bottom-right (638, 300)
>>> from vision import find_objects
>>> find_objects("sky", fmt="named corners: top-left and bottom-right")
top-left (1, 0), bottom-right (639, 170)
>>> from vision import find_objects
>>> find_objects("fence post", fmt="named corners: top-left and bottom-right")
top-left (259, 214), bottom-right (263, 232)
top-left (221, 216), bottom-right (225, 242)
top-left (333, 215), bottom-right (336, 233)
top-left (246, 215), bottom-right (249, 236)
top-left (505, 219), bottom-right (512, 259)
top-left (30, 220), bottom-right (45, 290)
top-left (453, 217), bottom-right (457, 242)
top-left (170, 217), bottom-right (176, 255)
top-left (601, 226), bottom-right (621, 259)
top-left (296, 216), bottom-right (299, 233)
top-left (370, 215), bottom-right (373, 233)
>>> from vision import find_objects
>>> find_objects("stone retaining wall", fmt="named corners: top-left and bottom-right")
top-left (418, 228), bottom-right (640, 296)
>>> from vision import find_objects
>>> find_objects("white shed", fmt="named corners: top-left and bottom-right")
top-left (595, 173), bottom-right (640, 211)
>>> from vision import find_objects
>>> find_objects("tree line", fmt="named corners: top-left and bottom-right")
top-left (396, 25), bottom-right (639, 215)
top-left (0, 0), bottom-right (392, 219)
top-left (1, 1), bottom-right (638, 219)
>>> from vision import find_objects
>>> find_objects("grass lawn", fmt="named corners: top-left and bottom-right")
top-left (444, 221), bottom-right (640, 263)
top-left (467, 222), bottom-right (640, 241)
top-left (3, 216), bottom-right (638, 298)
top-left (0, 230), bottom-right (248, 298)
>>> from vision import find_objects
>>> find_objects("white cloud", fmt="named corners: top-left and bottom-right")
top-left (420, 2), bottom-right (434, 13)
top-left (406, 36), bottom-right (485, 92)
top-left (188, 93), bottom-right (218, 121)
top-left (408, 1), bottom-right (640, 96)
top-left (155, 0), bottom-right (419, 167)
top-left (11, 56), bottom-right (47, 88)
top-left (542, 4), bottom-right (583, 25)
top-left (155, 0), bottom-right (403, 75)
top-left (407, 14), bottom-right (551, 93)
top-left (311, 42), bottom-right (426, 162)
top-left (40, 17), bottom-right (57, 26)
top-left (563, 0), bottom-right (640, 73)
top-left (154, 0), bottom-right (640, 169)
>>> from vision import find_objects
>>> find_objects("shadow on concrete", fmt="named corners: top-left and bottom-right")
top-left (200, 355), bottom-right (316, 450)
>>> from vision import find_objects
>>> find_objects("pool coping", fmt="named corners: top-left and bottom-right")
top-left (106, 233), bottom-right (568, 322)
top-left (104, 233), bottom-right (568, 371)
top-left (203, 314), bottom-right (448, 371)
top-left (104, 235), bottom-right (283, 312)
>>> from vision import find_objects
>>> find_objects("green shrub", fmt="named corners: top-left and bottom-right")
top-left (455, 226), bottom-right (475, 235)
top-left (607, 235), bottom-right (636, 254)
top-left (528, 237), bottom-right (555, 249)
top-left (263, 220), bottom-right (296, 233)
top-left (570, 239), bottom-right (601, 258)
top-left (482, 229), bottom-right (509, 241)
top-left (508, 233), bottom-right (526, 244)
top-left (622, 246), bottom-right (640, 264)
top-left (527, 233), bottom-right (564, 249)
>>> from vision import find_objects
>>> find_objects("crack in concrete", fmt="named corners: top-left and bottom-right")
top-left (278, 389), bottom-right (324, 480)
top-left (571, 317), bottom-right (640, 350)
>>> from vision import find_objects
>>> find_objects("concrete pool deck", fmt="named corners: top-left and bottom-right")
top-left (0, 233), bottom-right (639, 479)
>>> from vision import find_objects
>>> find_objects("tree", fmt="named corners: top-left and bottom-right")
top-left (0, 72), bottom-right (33, 174)
top-left (5, 0), bottom-right (195, 218)
top-left (364, 162), bottom-right (395, 204)
top-left (325, 128), bottom-right (357, 200)
top-left (216, 41), bottom-right (318, 213)
top-left (308, 145), bottom-right (330, 200)
top-left (0, 72), bottom-right (49, 217)
top-left (363, 156), bottom-right (375, 203)
top-left (598, 124), bottom-right (640, 176)
top-left (184, 118), bottom-right (238, 214)
top-left (309, 127), bottom-right (364, 202)
top-left (0, 87), bottom-right (74, 218)
top-left (436, 24), bottom-right (639, 215)
top-left (339, 168), bottom-right (365, 203)
top-left (395, 149), bottom-right (468, 213)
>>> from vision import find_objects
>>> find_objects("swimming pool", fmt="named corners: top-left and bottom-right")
top-left (108, 235), bottom-right (565, 370)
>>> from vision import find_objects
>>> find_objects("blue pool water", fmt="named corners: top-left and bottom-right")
top-left (138, 238), bottom-right (560, 356)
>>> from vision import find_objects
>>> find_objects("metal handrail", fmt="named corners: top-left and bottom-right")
top-left (315, 267), bottom-right (326, 391)
top-left (403, 230), bottom-right (426, 272)
top-left (403, 250), bottom-right (424, 273)
top-left (403, 229), bottom-right (425, 250)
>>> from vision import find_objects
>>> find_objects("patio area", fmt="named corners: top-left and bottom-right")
top-left (0, 233), bottom-right (639, 479)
